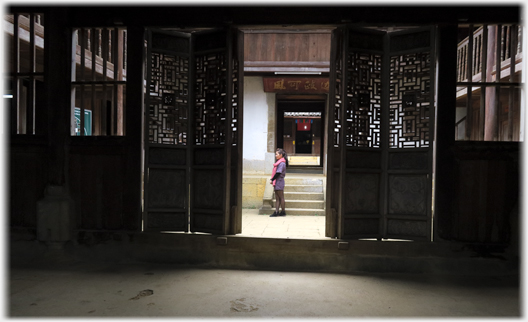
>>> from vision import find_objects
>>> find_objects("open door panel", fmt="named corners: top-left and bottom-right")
top-left (143, 29), bottom-right (192, 232)
top-left (144, 28), bottom-right (242, 235)
top-left (327, 26), bottom-right (435, 241)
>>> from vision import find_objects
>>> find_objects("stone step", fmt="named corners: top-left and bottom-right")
top-left (284, 184), bottom-right (323, 193)
top-left (288, 167), bottom-right (324, 174)
top-left (283, 178), bottom-right (323, 185)
top-left (258, 208), bottom-right (326, 216)
top-left (270, 199), bottom-right (324, 209)
top-left (284, 191), bottom-right (324, 200)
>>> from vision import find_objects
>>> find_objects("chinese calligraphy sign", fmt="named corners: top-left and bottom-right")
top-left (263, 78), bottom-right (330, 93)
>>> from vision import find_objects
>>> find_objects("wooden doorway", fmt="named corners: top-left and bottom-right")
top-left (276, 95), bottom-right (326, 169)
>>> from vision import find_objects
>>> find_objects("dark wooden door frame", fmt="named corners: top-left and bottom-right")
top-left (276, 95), bottom-right (326, 167)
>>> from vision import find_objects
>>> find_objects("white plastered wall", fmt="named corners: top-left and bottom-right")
top-left (242, 76), bottom-right (275, 175)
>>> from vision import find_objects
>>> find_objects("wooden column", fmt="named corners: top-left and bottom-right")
top-left (484, 26), bottom-right (498, 141)
top-left (433, 25), bottom-right (458, 241)
top-left (121, 25), bottom-right (144, 230)
top-left (35, 7), bottom-right (75, 244)
top-left (116, 28), bottom-right (124, 135)
top-left (45, 7), bottom-right (71, 187)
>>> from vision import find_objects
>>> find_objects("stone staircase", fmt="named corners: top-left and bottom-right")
top-left (258, 176), bottom-right (325, 216)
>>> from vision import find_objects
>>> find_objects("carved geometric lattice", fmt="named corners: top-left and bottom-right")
top-left (389, 52), bottom-right (431, 148)
top-left (148, 52), bottom-right (189, 145)
top-left (195, 53), bottom-right (227, 145)
top-left (346, 53), bottom-right (382, 148)
top-left (230, 58), bottom-right (239, 146)
top-left (333, 41), bottom-right (343, 147)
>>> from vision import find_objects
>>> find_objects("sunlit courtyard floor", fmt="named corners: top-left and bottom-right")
top-left (240, 209), bottom-right (326, 239)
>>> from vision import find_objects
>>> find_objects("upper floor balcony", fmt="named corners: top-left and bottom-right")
top-left (455, 24), bottom-right (523, 142)
top-left (4, 15), bottom-right (126, 82)
top-left (457, 25), bottom-right (523, 88)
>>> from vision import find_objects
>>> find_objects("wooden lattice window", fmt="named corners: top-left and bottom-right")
top-left (4, 13), bottom-right (45, 135)
top-left (332, 34), bottom-right (343, 148)
top-left (148, 52), bottom-right (189, 145)
top-left (71, 27), bottom-right (127, 136)
top-left (194, 52), bottom-right (228, 145)
top-left (346, 52), bottom-right (382, 148)
top-left (456, 24), bottom-right (524, 141)
top-left (389, 52), bottom-right (431, 148)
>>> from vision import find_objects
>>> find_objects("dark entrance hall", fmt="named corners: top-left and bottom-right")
top-left (6, 8), bottom-right (521, 317)
top-left (277, 97), bottom-right (325, 168)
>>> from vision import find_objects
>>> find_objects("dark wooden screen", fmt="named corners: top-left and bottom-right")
top-left (327, 26), bottom-right (435, 240)
top-left (385, 28), bottom-right (434, 240)
top-left (144, 30), bottom-right (192, 231)
top-left (144, 28), bottom-right (242, 234)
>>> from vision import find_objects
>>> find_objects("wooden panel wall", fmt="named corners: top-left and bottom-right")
top-left (452, 143), bottom-right (519, 243)
top-left (69, 143), bottom-right (126, 230)
top-left (244, 33), bottom-right (331, 63)
top-left (10, 143), bottom-right (48, 227)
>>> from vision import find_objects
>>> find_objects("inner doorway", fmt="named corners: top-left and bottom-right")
top-left (241, 94), bottom-right (329, 239)
top-left (277, 96), bottom-right (326, 169)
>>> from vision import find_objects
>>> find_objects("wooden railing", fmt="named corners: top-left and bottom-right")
top-left (74, 28), bottom-right (127, 81)
top-left (455, 25), bottom-right (523, 142)
top-left (457, 26), bottom-right (484, 82)
top-left (457, 25), bottom-right (523, 83)
top-left (3, 14), bottom-right (45, 43)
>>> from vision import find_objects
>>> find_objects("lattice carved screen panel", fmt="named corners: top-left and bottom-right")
top-left (148, 53), bottom-right (189, 145)
top-left (195, 53), bottom-right (227, 145)
top-left (230, 58), bottom-right (239, 146)
top-left (389, 52), bottom-right (431, 148)
top-left (346, 53), bottom-right (382, 148)
top-left (332, 40), bottom-right (343, 148)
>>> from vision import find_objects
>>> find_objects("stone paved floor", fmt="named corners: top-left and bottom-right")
top-left (240, 209), bottom-right (327, 239)
top-left (9, 259), bottom-right (521, 317)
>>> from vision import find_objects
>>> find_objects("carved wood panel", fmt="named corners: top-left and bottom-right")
top-left (346, 53), bottom-right (382, 147)
top-left (190, 29), bottom-right (238, 235)
top-left (148, 52), bottom-right (189, 145)
top-left (144, 31), bottom-right (191, 232)
top-left (195, 52), bottom-right (227, 146)
top-left (388, 175), bottom-right (427, 215)
top-left (145, 29), bottom-right (240, 234)
top-left (344, 173), bottom-right (380, 214)
top-left (230, 57), bottom-right (239, 145)
top-left (389, 52), bottom-right (431, 148)
top-left (193, 169), bottom-right (224, 210)
top-left (335, 27), bottom-right (433, 240)
top-left (332, 30), bottom-right (343, 148)
top-left (147, 169), bottom-right (187, 209)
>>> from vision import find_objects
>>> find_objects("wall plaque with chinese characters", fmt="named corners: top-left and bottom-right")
top-left (263, 78), bottom-right (330, 93)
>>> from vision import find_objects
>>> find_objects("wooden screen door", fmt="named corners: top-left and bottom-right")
top-left (326, 26), bottom-right (436, 240)
top-left (143, 28), bottom-right (243, 234)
